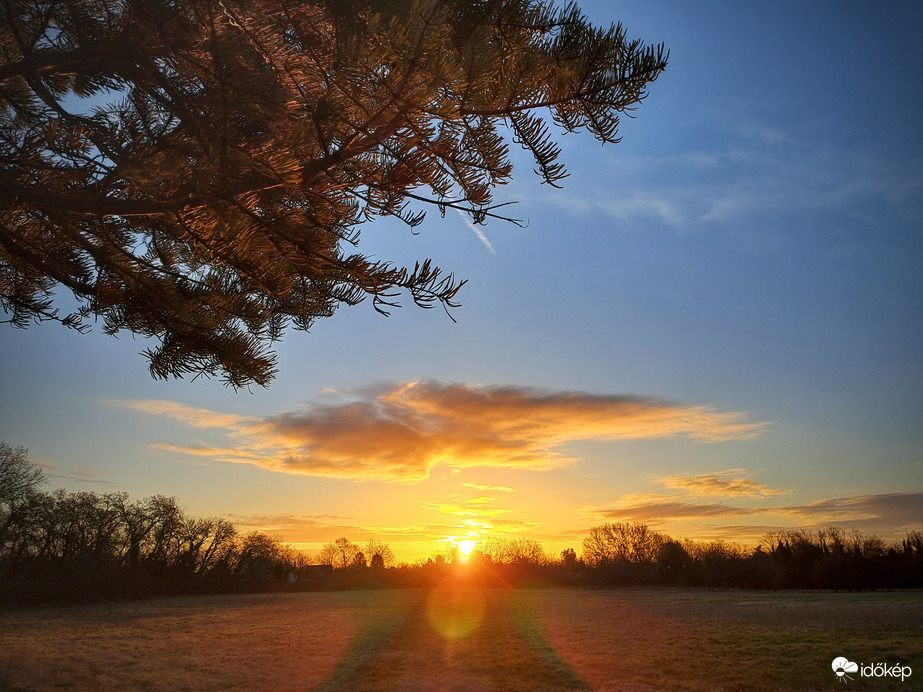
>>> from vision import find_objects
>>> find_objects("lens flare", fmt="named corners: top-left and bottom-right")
top-left (426, 585), bottom-right (486, 640)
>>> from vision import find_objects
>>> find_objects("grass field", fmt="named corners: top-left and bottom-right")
top-left (1, 587), bottom-right (920, 691)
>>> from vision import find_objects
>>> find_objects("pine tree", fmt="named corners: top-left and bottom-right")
top-left (1, 0), bottom-right (668, 386)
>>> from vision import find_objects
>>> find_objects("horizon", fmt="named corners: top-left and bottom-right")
top-left (2, 0), bottom-right (922, 568)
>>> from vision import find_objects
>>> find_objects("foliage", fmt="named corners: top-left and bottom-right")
top-left (1, 0), bottom-right (668, 387)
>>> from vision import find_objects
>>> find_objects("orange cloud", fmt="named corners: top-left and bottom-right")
top-left (596, 498), bottom-right (762, 522)
top-left (120, 381), bottom-right (766, 482)
top-left (424, 502), bottom-right (511, 518)
top-left (656, 469), bottom-right (789, 497)
top-left (463, 483), bottom-right (516, 493)
top-left (118, 400), bottom-right (256, 429)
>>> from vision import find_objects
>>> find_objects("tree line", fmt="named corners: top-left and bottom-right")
top-left (3, 443), bottom-right (921, 603)
top-left (1, 443), bottom-right (310, 603)
top-left (576, 520), bottom-right (923, 591)
top-left (376, 524), bottom-right (923, 592)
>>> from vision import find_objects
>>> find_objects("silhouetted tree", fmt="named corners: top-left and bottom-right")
top-left (0, 445), bottom-right (312, 602)
top-left (656, 539), bottom-right (690, 585)
top-left (318, 536), bottom-right (361, 570)
top-left (0, 442), bottom-right (46, 553)
top-left (366, 538), bottom-right (394, 569)
top-left (682, 539), bottom-right (748, 588)
top-left (1, 0), bottom-right (667, 386)
top-left (582, 521), bottom-right (664, 566)
top-left (173, 515), bottom-right (237, 576)
top-left (505, 538), bottom-right (547, 566)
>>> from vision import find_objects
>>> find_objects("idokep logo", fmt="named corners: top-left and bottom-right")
top-left (832, 657), bottom-right (913, 683)
top-left (832, 657), bottom-right (858, 683)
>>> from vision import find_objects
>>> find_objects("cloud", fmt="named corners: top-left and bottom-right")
top-left (463, 496), bottom-right (495, 505)
top-left (118, 400), bottom-right (256, 429)
top-left (121, 381), bottom-right (766, 483)
top-left (587, 492), bottom-right (923, 538)
top-left (775, 493), bottom-right (923, 525)
top-left (596, 498), bottom-right (762, 523)
top-left (424, 501), bottom-right (511, 518)
top-left (34, 460), bottom-right (118, 486)
top-left (229, 512), bottom-right (490, 547)
top-left (463, 483), bottom-right (516, 493)
top-left (656, 468), bottom-right (789, 498)
top-left (555, 127), bottom-right (923, 234)
top-left (227, 513), bottom-right (359, 539)
top-left (735, 124), bottom-right (788, 145)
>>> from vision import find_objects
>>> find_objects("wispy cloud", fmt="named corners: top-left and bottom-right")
top-left (554, 126), bottom-right (923, 233)
top-left (595, 497), bottom-right (761, 522)
top-left (775, 493), bottom-right (923, 525)
top-left (117, 400), bottom-right (256, 429)
top-left (656, 468), bottom-right (789, 498)
top-left (463, 482), bottom-right (516, 493)
top-left (587, 492), bottom-right (923, 538)
top-left (228, 512), bottom-right (492, 547)
top-left (227, 513), bottom-right (358, 539)
top-left (735, 124), bottom-right (788, 145)
top-left (462, 496), bottom-right (495, 505)
top-left (35, 459), bottom-right (118, 486)
top-left (424, 502), bottom-right (511, 518)
top-left (118, 381), bottom-right (766, 483)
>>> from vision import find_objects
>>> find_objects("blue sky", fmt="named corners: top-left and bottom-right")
top-left (2, 0), bottom-right (921, 561)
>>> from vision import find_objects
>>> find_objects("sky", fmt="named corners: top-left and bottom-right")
top-left (2, 0), bottom-right (922, 563)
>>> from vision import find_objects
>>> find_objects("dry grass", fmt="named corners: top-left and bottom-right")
top-left (518, 588), bottom-right (922, 691)
top-left (1, 587), bottom-right (920, 691)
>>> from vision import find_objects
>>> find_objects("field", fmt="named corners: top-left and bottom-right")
top-left (1, 587), bottom-right (920, 691)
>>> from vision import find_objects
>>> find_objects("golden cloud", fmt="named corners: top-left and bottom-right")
top-left (656, 468), bottom-right (789, 497)
top-left (122, 381), bottom-right (766, 482)
top-left (597, 498), bottom-right (762, 522)
top-left (424, 502), bottom-right (511, 518)
top-left (462, 483), bottom-right (516, 493)
top-left (119, 400), bottom-right (256, 429)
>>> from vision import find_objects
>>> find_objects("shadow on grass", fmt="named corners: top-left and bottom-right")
top-left (314, 589), bottom-right (591, 692)
top-left (313, 604), bottom-right (408, 692)
top-left (510, 600), bottom-right (591, 691)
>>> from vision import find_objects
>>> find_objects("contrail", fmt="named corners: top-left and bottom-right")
top-left (456, 209), bottom-right (497, 255)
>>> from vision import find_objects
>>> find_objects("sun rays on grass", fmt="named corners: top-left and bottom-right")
top-left (2, 589), bottom-right (919, 691)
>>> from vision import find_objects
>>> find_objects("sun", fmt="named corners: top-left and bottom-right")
top-left (457, 539), bottom-right (476, 556)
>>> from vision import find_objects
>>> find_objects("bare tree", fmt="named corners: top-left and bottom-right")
top-left (0, 443), bottom-right (46, 554)
top-left (582, 522), bottom-right (664, 566)
top-left (366, 538), bottom-right (394, 569)
top-left (318, 536), bottom-right (360, 569)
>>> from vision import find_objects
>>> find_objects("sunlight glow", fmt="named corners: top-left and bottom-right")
top-left (426, 584), bottom-right (485, 640)
top-left (458, 539), bottom-right (476, 556)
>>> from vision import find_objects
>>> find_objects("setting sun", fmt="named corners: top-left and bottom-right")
top-left (458, 540), bottom-right (476, 556)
